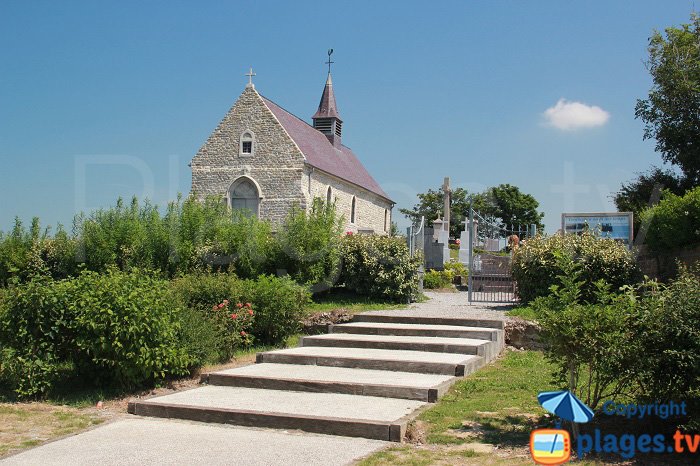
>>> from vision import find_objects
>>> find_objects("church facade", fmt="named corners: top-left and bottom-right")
top-left (190, 70), bottom-right (394, 234)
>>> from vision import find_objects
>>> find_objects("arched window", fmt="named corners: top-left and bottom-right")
top-left (326, 186), bottom-right (332, 205)
top-left (239, 131), bottom-right (254, 157)
top-left (350, 196), bottom-right (356, 224)
top-left (229, 177), bottom-right (260, 216)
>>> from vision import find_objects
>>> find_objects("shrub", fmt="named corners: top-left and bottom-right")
top-left (171, 273), bottom-right (309, 346)
top-left (339, 235), bottom-right (421, 302)
top-left (171, 272), bottom-right (246, 312)
top-left (631, 265), bottom-right (700, 425)
top-left (275, 199), bottom-right (343, 291)
top-left (512, 231), bottom-right (640, 304)
top-left (0, 270), bottom-right (190, 397)
top-left (207, 300), bottom-right (255, 361)
top-left (531, 256), bottom-right (638, 409)
top-left (444, 261), bottom-right (468, 278)
top-left (640, 186), bottom-right (700, 252)
top-left (246, 275), bottom-right (309, 344)
top-left (423, 269), bottom-right (454, 289)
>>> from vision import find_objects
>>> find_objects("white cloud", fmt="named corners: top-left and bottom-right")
top-left (543, 98), bottom-right (610, 130)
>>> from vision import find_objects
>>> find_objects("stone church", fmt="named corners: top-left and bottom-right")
top-left (190, 68), bottom-right (394, 234)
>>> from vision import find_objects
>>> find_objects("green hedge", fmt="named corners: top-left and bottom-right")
top-left (339, 235), bottom-right (421, 302)
top-left (640, 186), bottom-right (700, 252)
top-left (512, 231), bottom-right (640, 304)
top-left (0, 269), bottom-right (190, 398)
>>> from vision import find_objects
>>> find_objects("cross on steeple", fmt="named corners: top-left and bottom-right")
top-left (245, 67), bottom-right (256, 88)
top-left (325, 49), bottom-right (334, 75)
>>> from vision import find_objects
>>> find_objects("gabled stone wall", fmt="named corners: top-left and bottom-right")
top-left (190, 87), bottom-right (307, 225)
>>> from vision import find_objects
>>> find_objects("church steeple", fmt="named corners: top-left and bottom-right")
top-left (312, 50), bottom-right (343, 147)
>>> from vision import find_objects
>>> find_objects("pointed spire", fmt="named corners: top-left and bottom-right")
top-left (312, 72), bottom-right (340, 119)
top-left (313, 49), bottom-right (343, 147)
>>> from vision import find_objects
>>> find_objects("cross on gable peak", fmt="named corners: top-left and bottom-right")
top-left (245, 67), bottom-right (256, 88)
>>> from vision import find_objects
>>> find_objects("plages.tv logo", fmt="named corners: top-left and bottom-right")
top-left (530, 390), bottom-right (594, 465)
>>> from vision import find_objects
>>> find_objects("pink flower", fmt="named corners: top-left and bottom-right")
top-left (240, 331), bottom-right (246, 336)
top-left (245, 302), bottom-right (252, 308)
top-left (218, 303), bottom-right (225, 309)
top-left (223, 299), bottom-right (229, 305)
top-left (231, 313), bottom-right (237, 319)
top-left (346, 231), bottom-right (353, 236)
top-left (236, 303), bottom-right (243, 309)
top-left (212, 305), bottom-right (218, 310)
top-left (248, 310), bottom-right (254, 316)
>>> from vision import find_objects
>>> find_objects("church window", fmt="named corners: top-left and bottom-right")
top-left (351, 196), bottom-right (356, 223)
top-left (326, 186), bottom-right (332, 205)
top-left (239, 131), bottom-right (254, 157)
top-left (229, 177), bottom-right (260, 216)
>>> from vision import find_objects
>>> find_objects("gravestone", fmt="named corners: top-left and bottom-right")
top-left (424, 218), bottom-right (450, 270)
top-left (458, 218), bottom-right (477, 265)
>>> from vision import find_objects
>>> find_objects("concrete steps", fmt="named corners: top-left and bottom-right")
top-left (203, 363), bottom-right (456, 402)
top-left (301, 333), bottom-right (496, 359)
top-left (129, 313), bottom-right (505, 442)
top-left (330, 321), bottom-right (499, 341)
top-left (257, 346), bottom-right (483, 376)
top-left (129, 386), bottom-right (423, 441)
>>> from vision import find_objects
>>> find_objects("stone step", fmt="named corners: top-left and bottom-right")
top-left (301, 333), bottom-right (496, 359)
top-left (256, 346), bottom-right (483, 376)
top-left (128, 385), bottom-right (425, 442)
top-left (203, 363), bottom-right (456, 402)
top-left (352, 313), bottom-right (504, 330)
top-left (330, 321), bottom-right (499, 341)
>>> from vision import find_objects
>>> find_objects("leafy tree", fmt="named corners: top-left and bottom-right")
top-left (613, 166), bottom-right (686, 237)
top-left (635, 14), bottom-right (700, 186)
top-left (483, 184), bottom-right (544, 233)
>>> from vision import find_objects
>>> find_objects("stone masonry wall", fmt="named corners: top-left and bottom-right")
top-left (190, 86), bottom-right (307, 225)
top-left (307, 168), bottom-right (392, 234)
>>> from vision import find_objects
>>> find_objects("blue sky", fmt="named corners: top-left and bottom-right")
top-left (0, 0), bottom-right (694, 234)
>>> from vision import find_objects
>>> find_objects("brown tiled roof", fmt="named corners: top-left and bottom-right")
top-left (261, 95), bottom-right (392, 202)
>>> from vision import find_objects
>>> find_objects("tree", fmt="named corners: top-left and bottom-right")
top-left (400, 184), bottom-right (543, 238)
top-left (483, 184), bottom-right (545, 233)
top-left (635, 14), bottom-right (700, 186)
top-left (613, 166), bottom-right (686, 237)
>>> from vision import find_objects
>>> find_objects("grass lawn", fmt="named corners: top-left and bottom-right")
top-left (505, 305), bottom-right (538, 321)
top-left (358, 350), bottom-right (573, 466)
top-left (0, 334), bottom-right (304, 458)
top-left (0, 403), bottom-right (104, 458)
top-left (306, 288), bottom-right (408, 314)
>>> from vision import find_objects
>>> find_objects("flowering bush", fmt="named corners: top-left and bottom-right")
top-left (640, 186), bottom-right (700, 252)
top-left (208, 300), bottom-right (255, 360)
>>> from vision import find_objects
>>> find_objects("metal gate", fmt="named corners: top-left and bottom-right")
top-left (467, 207), bottom-right (534, 303)
top-left (407, 216), bottom-right (425, 292)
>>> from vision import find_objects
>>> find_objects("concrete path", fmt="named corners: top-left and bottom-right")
top-left (0, 417), bottom-right (386, 466)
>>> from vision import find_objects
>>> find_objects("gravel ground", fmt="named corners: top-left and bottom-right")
top-left (362, 290), bottom-right (511, 320)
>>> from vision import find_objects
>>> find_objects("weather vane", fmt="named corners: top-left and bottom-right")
top-left (245, 67), bottom-right (256, 88)
top-left (325, 49), bottom-right (334, 74)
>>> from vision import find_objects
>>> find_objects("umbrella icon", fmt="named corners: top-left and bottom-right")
top-left (537, 390), bottom-right (594, 423)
